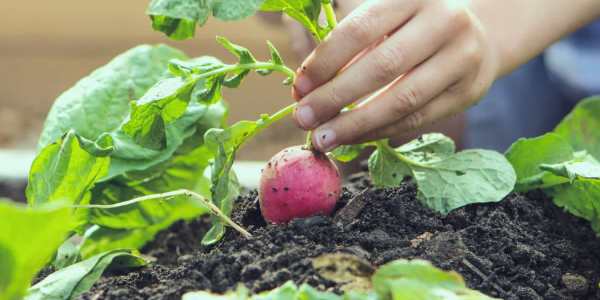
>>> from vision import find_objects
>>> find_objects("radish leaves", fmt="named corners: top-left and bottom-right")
top-left (146, 0), bottom-right (330, 41)
top-left (369, 137), bottom-right (516, 214)
top-left (506, 97), bottom-right (600, 234)
top-left (0, 202), bottom-right (75, 300)
top-left (26, 249), bottom-right (145, 300)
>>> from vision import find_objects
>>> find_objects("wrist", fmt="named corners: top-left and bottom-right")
top-left (471, 0), bottom-right (600, 77)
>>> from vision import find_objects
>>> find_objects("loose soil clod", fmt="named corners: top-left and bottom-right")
top-left (76, 178), bottom-right (600, 300)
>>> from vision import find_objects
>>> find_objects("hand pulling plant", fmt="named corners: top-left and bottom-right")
top-left (27, 0), bottom-right (600, 299)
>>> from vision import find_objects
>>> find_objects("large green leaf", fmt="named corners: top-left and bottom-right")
top-left (373, 259), bottom-right (498, 299)
top-left (121, 39), bottom-right (291, 154)
top-left (26, 249), bottom-right (145, 300)
top-left (0, 202), bottom-right (75, 300)
top-left (261, 0), bottom-right (329, 40)
top-left (79, 225), bottom-right (164, 259)
top-left (369, 135), bottom-right (516, 214)
top-left (505, 133), bottom-right (574, 191)
top-left (88, 144), bottom-right (213, 230)
top-left (547, 178), bottom-right (600, 233)
top-left (27, 131), bottom-right (111, 207)
top-left (505, 97), bottom-right (600, 235)
top-left (107, 99), bottom-right (227, 179)
top-left (38, 44), bottom-right (186, 150)
top-left (555, 96), bottom-right (600, 160)
top-left (412, 150), bottom-right (516, 214)
top-left (80, 132), bottom-right (216, 257)
top-left (147, 0), bottom-right (265, 40)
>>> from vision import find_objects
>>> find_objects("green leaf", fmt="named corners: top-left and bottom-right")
top-left (35, 44), bottom-right (210, 181)
top-left (373, 259), bottom-right (498, 300)
top-left (555, 96), bottom-right (600, 160)
top-left (38, 44), bottom-right (187, 150)
top-left (79, 225), bottom-right (164, 259)
top-left (108, 99), bottom-right (227, 179)
top-left (0, 201), bottom-right (75, 300)
top-left (260, 0), bottom-right (329, 40)
top-left (202, 127), bottom-right (246, 245)
top-left (504, 133), bottom-right (574, 191)
top-left (216, 36), bottom-right (257, 64)
top-left (200, 105), bottom-right (292, 245)
top-left (396, 133), bottom-right (455, 163)
top-left (413, 150), bottom-right (516, 214)
top-left (81, 139), bottom-right (215, 256)
top-left (147, 0), bottom-right (209, 40)
top-left (121, 40), bottom-right (291, 155)
top-left (331, 144), bottom-right (368, 163)
top-left (368, 142), bottom-right (412, 187)
top-left (27, 131), bottom-right (111, 207)
top-left (122, 77), bottom-right (196, 150)
top-left (369, 136), bottom-right (516, 214)
top-left (26, 249), bottom-right (145, 300)
top-left (267, 40), bottom-right (285, 66)
top-left (212, 0), bottom-right (265, 21)
top-left (547, 178), bottom-right (600, 233)
top-left (182, 281), bottom-right (341, 300)
top-left (504, 101), bottom-right (600, 235)
top-left (147, 0), bottom-right (264, 40)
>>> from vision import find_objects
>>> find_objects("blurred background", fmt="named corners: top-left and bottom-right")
top-left (0, 1), bottom-right (304, 160)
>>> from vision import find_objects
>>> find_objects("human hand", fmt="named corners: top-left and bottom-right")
top-left (292, 0), bottom-right (500, 152)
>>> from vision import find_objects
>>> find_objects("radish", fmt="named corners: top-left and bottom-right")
top-left (259, 146), bottom-right (342, 224)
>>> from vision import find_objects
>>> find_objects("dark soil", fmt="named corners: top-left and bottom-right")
top-left (79, 174), bottom-right (600, 300)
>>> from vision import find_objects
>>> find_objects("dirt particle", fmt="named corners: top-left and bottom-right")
top-left (241, 264), bottom-right (262, 281)
top-left (410, 232), bottom-right (433, 248)
top-left (284, 187), bottom-right (289, 191)
top-left (271, 187), bottom-right (278, 192)
top-left (561, 273), bottom-right (589, 295)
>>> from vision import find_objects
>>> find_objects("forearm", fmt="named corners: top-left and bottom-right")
top-left (472, 0), bottom-right (600, 77)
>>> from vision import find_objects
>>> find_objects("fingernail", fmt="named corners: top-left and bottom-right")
top-left (314, 127), bottom-right (338, 152)
top-left (294, 105), bottom-right (317, 129)
top-left (294, 73), bottom-right (313, 98)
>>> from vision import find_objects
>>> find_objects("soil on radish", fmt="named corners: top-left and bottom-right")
top-left (76, 174), bottom-right (600, 300)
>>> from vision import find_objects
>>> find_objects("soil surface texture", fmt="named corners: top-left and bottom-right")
top-left (77, 174), bottom-right (600, 300)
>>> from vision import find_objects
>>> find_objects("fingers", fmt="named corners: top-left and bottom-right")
top-left (294, 0), bottom-right (474, 131)
top-left (354, 92), bottom-right (469, 143)
top-left (292, 0), bottom-right (419, 99)
top-left (310, 32), bottom-right (476, 151)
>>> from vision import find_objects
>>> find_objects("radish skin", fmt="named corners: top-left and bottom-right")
top-left (259, 146), bottom-right (342, 224)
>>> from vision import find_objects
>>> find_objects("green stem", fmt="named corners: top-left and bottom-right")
top-left (192, 61), bottom-right (295, 83)
top-left (73, 189), bottom-right (252, 239)
top-left (257, 102), bottom-right (297, 130)
top-left (322, 0), bottom-right (338, 31)
top-left (377, 140), bottom-right (432, 169)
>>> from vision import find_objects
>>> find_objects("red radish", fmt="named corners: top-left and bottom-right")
top-left (259, 145), bottom-right (342, 224)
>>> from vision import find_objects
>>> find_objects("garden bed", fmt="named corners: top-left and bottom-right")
top-left (76, 174), bottom-right (600, 300)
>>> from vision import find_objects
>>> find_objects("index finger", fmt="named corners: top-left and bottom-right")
top-left (293, 0), bottom-right (420, 99)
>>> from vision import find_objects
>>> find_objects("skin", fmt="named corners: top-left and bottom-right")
top-left (287, 0), bottom-right (600, 152)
